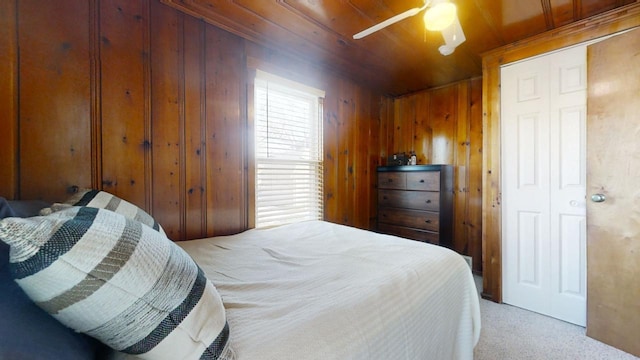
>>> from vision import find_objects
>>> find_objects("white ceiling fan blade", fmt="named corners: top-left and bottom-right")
top-left (353, 5), bottom-right (427, 40)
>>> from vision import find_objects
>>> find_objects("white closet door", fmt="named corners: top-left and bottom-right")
top-left (501, 45), bottom-right (587, 326)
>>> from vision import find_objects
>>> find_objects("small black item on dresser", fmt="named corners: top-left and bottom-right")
top-left (387, 152), bottom-right (407, 166)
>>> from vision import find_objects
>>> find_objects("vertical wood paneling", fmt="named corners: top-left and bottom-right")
top-left (204, 27), bottom-right (246, 236)
top-left (482, 56), bottom-right (502, 300)
top-left (393, 96), bottom-right (416, 154)
top-left (99, 0), bottom-right (149, 208)
top-left (246, 68), bottom-right (257, 229)
top-left (468, 77), bottom-right (484, 273)
top-left (150, 1), bottom-right (182, 239)
top-left (89, 0), bottom-right (101, 191)
top-left (8, 0), bottom-right (391, 241)
top-left (392, 98), bottom-right (404, 154)
top-left (352, 88), bottom-right (366, 228)
top-left (0, 0), bottom-right (18, 199)
top-left (454, 82), bottom-right (470, 255)
top-left (18, 0), bottom-right (92, 201)
top-left (367, 94), bottom-right (383, 229)
top-left (379, 97), bottom-right (395, 164)
top-left (183, 17), bottom-right (207, 239)
top-left (354, 87), bottom-right (372, 229)
top-left (429, 86), bottom-right (457, 165)
top-left (323, 79), bottom-right (340, 222)
top-left (336, 80), bottom-right (355, 225)
top-left (414, 93), bottom-right (431, 164)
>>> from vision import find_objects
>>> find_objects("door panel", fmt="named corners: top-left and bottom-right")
top-left (548, 48), bottom-right (588, 325)
top-left (517, 211), bottom-right (541, 285)
top-left (502, 54), bottom-right (551, 317)
top-left (586, 28), bottom-right (640, 357)
top-left (502, 45), bottom-right (587, 326)
top-left (558, 214), bottom-right (584, 294)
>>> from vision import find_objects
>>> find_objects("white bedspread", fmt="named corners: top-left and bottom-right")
top-left (178, 220), bottom-right (481, 360)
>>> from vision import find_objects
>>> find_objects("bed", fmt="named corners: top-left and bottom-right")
top-left (177, 220), bottom-right (481, 359)
top-left (0, 191), bottom-right (480, 360)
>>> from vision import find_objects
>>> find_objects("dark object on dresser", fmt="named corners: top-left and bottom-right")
top-left (387, 152), bottom-right (407, 166)
top-left (377, 165), bottom-right (453, 247)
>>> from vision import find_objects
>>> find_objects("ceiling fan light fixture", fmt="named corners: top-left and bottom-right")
top-left (424, 2), bottom-right (457, 31)
top-left (438, 14), bottom-right (466, 55)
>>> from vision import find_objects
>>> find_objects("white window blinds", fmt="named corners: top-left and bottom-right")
top-left (254, 70), bottom-right (324, 228)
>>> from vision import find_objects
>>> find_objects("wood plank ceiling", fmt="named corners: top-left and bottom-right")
top-left (161, 0), bottom-right (637, 96)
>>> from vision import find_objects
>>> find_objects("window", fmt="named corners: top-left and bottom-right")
top-left (254, 70), bottom-right (324, 228)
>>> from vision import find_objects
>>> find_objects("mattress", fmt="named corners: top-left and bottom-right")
top-left (177, 220), bottom-right (481, 360)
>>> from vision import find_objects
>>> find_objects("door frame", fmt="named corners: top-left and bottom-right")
top-left (480, 5), bottom-right (640, 302)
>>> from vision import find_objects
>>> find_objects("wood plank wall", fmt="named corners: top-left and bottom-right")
top-left (0, 0), bottom-right (392, 241)
top-left (391, 79), bottom-right (483, 273)
top-left (0, 0), bottom-right (481, 270)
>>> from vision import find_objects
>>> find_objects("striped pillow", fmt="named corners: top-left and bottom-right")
top-left (0, 207), bottom-right (234, 360)
top-left (43, 189), bottom-right (165, 236)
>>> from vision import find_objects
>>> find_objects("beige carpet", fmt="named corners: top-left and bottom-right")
top-left (472, 276), bottom-right (639, 360)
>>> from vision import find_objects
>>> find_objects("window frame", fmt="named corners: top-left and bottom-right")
top-left (248, 69), bottom-right (325, 228)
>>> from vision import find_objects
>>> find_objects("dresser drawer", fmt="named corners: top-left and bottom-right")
top-left (407, 171), bottom-right (440, 191)
top-left (378, 189), bottom-right (440, 211)
top-left (378, 208), bottom-right (439, 232)
top-left (378, 223), bottom-right (439, 244)
top-left (378, 172), bottom-right (406, 190)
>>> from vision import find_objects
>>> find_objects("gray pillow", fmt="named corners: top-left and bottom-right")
top-left (0, 197), bottom-right (51, 219)
top-left (0, 198), bottom-right (16, 219)
top-left (8, 199), bottom-right (51, 217)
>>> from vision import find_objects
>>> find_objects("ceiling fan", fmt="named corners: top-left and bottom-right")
top-left (352, 0), bottom-right (466, 55)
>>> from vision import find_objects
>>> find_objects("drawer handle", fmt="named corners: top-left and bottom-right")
top-left (383, 196), bottom-right (388, 200)
top-left (419, 179), bottom-right (425, 183)
top-left (426, 200), bottom-right (431, 204)
top-left (425, 220), bottom-right (432, 223)
top-left (388, 179), bottom-right (393, 183)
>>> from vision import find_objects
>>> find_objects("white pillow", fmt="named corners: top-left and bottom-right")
top-left (0, 206), bottom-right (234, 360)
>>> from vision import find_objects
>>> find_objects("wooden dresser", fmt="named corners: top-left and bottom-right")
top-left (377, 165), bottom-right (453, 247)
